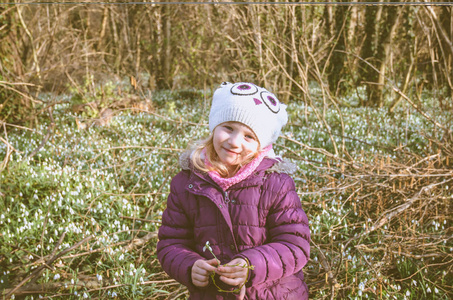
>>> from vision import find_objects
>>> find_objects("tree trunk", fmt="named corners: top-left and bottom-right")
top-left (359, 5), bottom-right (376, 106)
top-left (360, 2), bottom-right (400, 107)
top-left (157, 5), bottom-right (171, 89)
top-left (374, 6), bottom-right (402, 107)
top-left (327, 3), bottom-right (349, 97)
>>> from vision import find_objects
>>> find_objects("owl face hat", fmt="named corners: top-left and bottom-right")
top-left (209, 82), bottom-right (288, 149)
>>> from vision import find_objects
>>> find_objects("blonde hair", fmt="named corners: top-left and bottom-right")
top-left (190, 133), bottom-right (260, 178)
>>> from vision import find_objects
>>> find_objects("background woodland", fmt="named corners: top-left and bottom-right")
top-left (0, 2), bottom-right (452, 299)
top-left (1, 2), bottom-right (452, 118)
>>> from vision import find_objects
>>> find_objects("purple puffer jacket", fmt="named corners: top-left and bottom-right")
top-left (157, 155), bottom-right (310, 299)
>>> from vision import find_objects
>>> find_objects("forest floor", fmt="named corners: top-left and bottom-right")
top-left (1, 85), bottom-right (452, 299)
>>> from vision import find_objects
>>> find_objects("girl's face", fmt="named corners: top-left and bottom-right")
top-left (213, 122), bottom-right (259, 175)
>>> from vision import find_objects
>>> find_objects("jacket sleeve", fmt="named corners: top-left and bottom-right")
top-left (157, 173), bottom-right (203, 290)
top-left (236, 174), bottom-right (310, 286)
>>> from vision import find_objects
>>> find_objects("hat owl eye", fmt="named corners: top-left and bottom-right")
top-left (231, 83), bottom-right (258, 95)
top-left (260, 91), bottom-right (280, 113)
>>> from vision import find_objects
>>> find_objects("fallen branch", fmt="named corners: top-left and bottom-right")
top-left (4, 234), bottom-right (94, 298)
top-left (124, 231), bottom-right (158, 251)
top-left (347, 177), bottom-right (453, 244)
top-left (2, 276), bottom-right (177, 299)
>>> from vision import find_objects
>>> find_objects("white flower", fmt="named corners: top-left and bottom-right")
top-left (203, 241), bottom-right (212, 252)
top-left (111, 291), bottom-right (117, 297)
top-left (96, 274), bottom-right (102, 281)
top-left (53, 274), bottom-right (60, 280)
top-left (83, 292), bottom-right (88, 298)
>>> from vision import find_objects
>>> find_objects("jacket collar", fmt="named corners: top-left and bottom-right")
top-left (185, 157), bottom-right (279, 191)
top-left (179, 149), bottom-right (295, 175)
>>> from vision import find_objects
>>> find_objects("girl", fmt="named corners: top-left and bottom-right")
top-left (157, 82), bottom-right (310, 299)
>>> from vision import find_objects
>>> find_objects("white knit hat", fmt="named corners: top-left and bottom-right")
top-left (209, 82), bottom-right (288, 148)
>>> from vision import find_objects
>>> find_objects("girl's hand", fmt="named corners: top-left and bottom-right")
top-left (216, 258), bottom-right (249, 289)
top-left (191, 258), bottom-right (219, 288)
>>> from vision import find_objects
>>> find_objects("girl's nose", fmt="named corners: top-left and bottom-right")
top-left (227, 133), bottom-right (241, 147)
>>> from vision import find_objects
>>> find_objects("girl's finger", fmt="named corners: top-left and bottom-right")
top-left (216, 271), bottom-right (245, 279)
top-left (195, 259), bottom-right (218, 272)
top-left (238, 285), bottom-right (246, 300)
top-left (219, 275), bottom-right (243, 286)
top-left (192, 274), bottom-right (210, 288)
top-left (193, 268), bottom-right (208, 276)
top-left (192, 273), bottom-right (207, 282)
top-left (206, 258), bottom-right (220, 266)
top-left (216, 266), bottom-right (247, 277)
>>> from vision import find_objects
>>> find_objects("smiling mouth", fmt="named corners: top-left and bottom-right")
top-left (223, 148), bottom-right (239, 155)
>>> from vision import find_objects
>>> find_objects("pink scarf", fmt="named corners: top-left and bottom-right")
top-left (207, 145), bottom-right (272, 191)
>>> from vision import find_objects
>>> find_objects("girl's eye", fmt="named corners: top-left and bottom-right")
top-left (245, 134), bottom-right (255, 140)
top-left (224, 125), bottom-right (233, 131)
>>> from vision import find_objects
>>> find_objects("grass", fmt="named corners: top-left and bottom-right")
top-left (0, 86), bottom-right (452, 299)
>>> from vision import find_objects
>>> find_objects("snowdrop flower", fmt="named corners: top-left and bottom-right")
top-left (53, 274), bottom-right (60, 280)
top-left (96, 274), bottom-right (102, 281)
top-left (111, 291), bottom-right (117, 297)
top-left (203, 241), bottom-right (212, 253)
